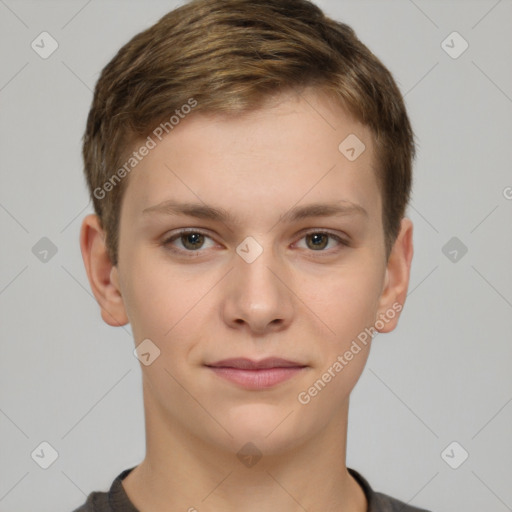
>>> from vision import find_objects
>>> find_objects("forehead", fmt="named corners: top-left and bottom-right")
top-left (121, 89), bottom-right (381, 225)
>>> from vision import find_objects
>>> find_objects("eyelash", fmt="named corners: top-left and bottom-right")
top-left (162, 228), bottom-right (349, 257)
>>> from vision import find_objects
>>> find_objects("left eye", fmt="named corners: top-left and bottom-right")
top-left (295, 232), bottom-right (345, 251)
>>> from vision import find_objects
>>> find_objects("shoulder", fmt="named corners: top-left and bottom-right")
top-left (348, 468), bottom-right (432, 512)
top-left (70, 490), bottom-right (109, 512)
top-left (70, 467), bottom-right (136, 512)
top-left (373, 490), bottom-right (432, 511)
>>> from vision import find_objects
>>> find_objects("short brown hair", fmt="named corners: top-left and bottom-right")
top-left (83, 0), bottom-right (415, 265)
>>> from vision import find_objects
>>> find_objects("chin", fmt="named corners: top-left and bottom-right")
top-left (217, 402), bottom-right (313, 456)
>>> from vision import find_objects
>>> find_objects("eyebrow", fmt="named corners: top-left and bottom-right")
top-left (142, 200), bottom-right (367, 224)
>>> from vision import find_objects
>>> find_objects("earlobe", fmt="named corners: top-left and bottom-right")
top-left (375, 218), bottom-right (414, 333)
top-left (80, 214), bottom-right (129, 327)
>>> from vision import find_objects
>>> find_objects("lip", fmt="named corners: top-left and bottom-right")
top-left (207, 357), bottom-right (305, 370)
top-left (205, 358), bottom-right (307, 390)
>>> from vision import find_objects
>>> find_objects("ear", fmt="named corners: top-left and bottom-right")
top-left (375, 218), bottom-right (413, 333)
top-left (80, 214), bottom-right (129, 327)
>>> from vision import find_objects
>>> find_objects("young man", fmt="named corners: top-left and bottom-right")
top-left (75, 0), bottom-right (429, 510)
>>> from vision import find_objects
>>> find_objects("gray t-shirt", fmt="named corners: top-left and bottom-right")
top-left (72, 467), bottom-right (432, 511)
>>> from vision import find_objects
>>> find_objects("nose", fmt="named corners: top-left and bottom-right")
top-left (221, 244), bottom-right (295, 336)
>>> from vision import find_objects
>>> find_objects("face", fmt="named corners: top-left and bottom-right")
top-left (83, 89), bottom-right (412, 456)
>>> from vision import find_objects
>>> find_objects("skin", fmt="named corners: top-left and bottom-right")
top-left (81, 88), bottom-right (413, 512)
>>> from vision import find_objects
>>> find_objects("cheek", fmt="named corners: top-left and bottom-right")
top-left (294, 267), bottom-right (379, 412)
top-left (119, 255), bottom-right (183, 343)
top-left (121, 255), bottom-right (219, 366)
top-left (299, 260), bottom-right (384, 345)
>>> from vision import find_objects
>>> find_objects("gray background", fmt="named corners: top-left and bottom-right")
top-left (1, 0), bottom-right (511, 511)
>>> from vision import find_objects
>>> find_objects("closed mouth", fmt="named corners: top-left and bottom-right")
top-left (205, 357), bottom-right (307, 370)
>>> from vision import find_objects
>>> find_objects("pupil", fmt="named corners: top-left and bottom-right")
top-left (184, 233), bottom-right (203, 249)
top-left (308, 233), bottom-right (327, 250)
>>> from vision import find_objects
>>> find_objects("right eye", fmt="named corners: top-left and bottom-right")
top-left (162, 229), bottom-right (218, 254)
